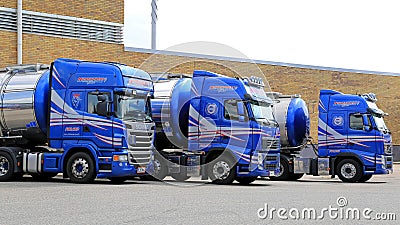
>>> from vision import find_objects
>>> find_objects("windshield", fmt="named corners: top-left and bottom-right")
top-left (367, 101), bottom-right (389, 132)
top-left (250, 101), bottom-right (275, 125)
top-left (372, 115), bottom-right (389, 132)
top-left (115, 95), bottom-right (152, 122)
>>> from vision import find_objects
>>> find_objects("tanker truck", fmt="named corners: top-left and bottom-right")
top-left (150, 70), bottom-right (280, 184)
top-left (268, 90), bottom-right (393, 182)
top-left (0, 58), bottom-right (155, 183)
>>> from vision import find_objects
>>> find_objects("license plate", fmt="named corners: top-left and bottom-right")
top-left (270, 171), bottom-right (275, 176)
top-left (137, 167), bottom-right (146, 174)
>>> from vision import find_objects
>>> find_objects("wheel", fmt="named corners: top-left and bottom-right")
top-left (171, 171), bottom-right (190, 182)
top-left (150, 155), bottom-right (167, 181)
top-left (0, 152), bottom-right (14, 182)
top-left (288, 173), bottom-right (304, 181)
top-left (108, 177), bottom-right (127, 184)
top-left (358, 174), bottom-right (373, 183)
top-left (269, 157), bottom-right (290, 181)
top-left (31, 173), bottom-right (58, 181)
top-left (336, 159), bottom-right (363, 183)
top-left (66, 152), bottom-right (96, 183)
top-left (208, 155), bottom-right (236, 185)
top-left (235, 176), bottom-right (257, 185)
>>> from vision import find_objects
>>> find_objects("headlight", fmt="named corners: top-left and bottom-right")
top-left (113, 155), bottom-right (128, 162)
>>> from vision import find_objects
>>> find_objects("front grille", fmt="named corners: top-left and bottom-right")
top-left (386, 156), bottom-right (393, 169)
top-left (265, 155), bottom-right (278, 161)
top-left (385, 145), bottom-right (392, 154)
top-left (265, 164), bottom-right (277, 170)
top-left (262, 138), bottom-right (279, 151)
top-left (126, 122), bottom-right (155, 166)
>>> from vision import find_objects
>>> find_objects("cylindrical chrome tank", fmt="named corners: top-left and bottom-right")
top-left (0, 65), bottom-right (49, 136)
top-left (267, 92), bottom-right (310, 148)
top-left (152, 78), bottom-right (191, 149)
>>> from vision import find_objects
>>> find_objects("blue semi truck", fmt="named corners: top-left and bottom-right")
top-left (150, 71), bottom-right (280, 184)
top-left (269, 90), bottom-right (393, 182)
top-left (0, 58), bottom-right (155, 183)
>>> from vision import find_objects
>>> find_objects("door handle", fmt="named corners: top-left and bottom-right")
top-left (83, 126), bottom-right (90, 132)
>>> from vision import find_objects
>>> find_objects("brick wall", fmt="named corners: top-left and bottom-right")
top-left (1, 0), bottom-right (123, 23)
top-left (0, 0), bottom-right (399, 144)
top-left (1, 29), bottom-right (398, 144)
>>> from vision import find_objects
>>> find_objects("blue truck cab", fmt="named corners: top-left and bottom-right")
top-left (318, 90), bottom-right (393, 179)
top-left (0, 58), bottom-right (155, 183)
top-left (151, 70), bottom-right (280, 184)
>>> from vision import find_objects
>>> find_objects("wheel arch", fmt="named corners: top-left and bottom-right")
top-left (62, 146), bottom-right (99, 176)
top-left (334, 152), bottom-right (364, 175)
top-left (0, 147), bottom-right (24, 173)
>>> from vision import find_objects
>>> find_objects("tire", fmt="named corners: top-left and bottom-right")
top-left (108, 177), bottom-right (127, 184)
top-left (208, 155), bottom-right (236, 185)
top-left (171, 171), bottom-right (190, 182)
top-left (0, 152), bottom-right (14, 182)
top-left (289, 173), bottom-right (304, 181)
top-left (31, 173), bottom-right (58, 181)
top-left (151, 155), bottom-right (168, 181)
top-left (358, 174), bottom-right (373, 183)
top-left (66, 152), bottom-right (96, 184)
top-left (336, 159), bottom-right (363, 183)
top-left (235, 176), bottom-right (257, 185)
top-left (269, 157), bottom-right (290, 181)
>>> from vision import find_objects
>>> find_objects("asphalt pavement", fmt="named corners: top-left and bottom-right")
top-left (0, 164), bottom-right (399, 225)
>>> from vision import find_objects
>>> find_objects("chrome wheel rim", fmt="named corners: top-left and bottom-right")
top-left (71, 158), bottom-right (89, 178)
top-left (212, 161), bottom-right (230, 180)
top-left (276, 164), bottom-right (284, 177)
top-left (0, 156), bottom-right (9, 177)
top-left (341, 163), bottom-right (356, 179)
top-left (153, 159), bottom-right (162, 176)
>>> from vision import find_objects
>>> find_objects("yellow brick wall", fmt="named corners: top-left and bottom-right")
top-left (0, 0), bottom-right (16, 8)
top-left (1, 0), bottom-right (123, 23)
top-left (0, 30), bottom-right (398, 144)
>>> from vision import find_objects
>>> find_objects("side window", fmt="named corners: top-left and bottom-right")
top-left (349, 114), bottom-right (364, 130)
top-left (87, 92), bottom-right (110, 114)
top-left (224, 100), bottom-right (247, 121)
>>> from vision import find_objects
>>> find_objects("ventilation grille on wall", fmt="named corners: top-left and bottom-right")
top-left (0, 7), bottom-right (123, 44)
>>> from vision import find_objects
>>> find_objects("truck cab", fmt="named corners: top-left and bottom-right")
top-left (318, 90), bottom-right (393, 180)
top-left (152, 70), bottom-right (280, 184)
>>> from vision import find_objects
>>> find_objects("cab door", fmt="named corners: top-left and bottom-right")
top-left (348, 113), bottom-right (376, 154)
top-left (220, 99), bottom-right (252, 156)
top-left (82, 90), bottom-right (114, 148)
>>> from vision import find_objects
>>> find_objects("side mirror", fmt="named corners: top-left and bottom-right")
top-left (98, 94), bottom-right (107, 102)
top-left (97, 101), bottom-right (109, 117)
top-left (237, 101), bottom-right (245, 116)
top-left (238, 115), bottom-right (245, 122)
top-left (362, 114), bottom-right (371, 131)
top-left (96, 94), bottom-right (110, 117)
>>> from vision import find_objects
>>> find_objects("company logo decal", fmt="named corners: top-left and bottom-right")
top-left (206, 103), bottom-right (218, 115)
top-left (72, 93), bottom-right (81, 108)
top-left (77, 77), bottom-right (108, 84)
top-left (332, 116), bottom-right (344, 126)
top-left (333, 101), bottom-right (360, 107)
top-left (209, 86), bottom-right (238, 93)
